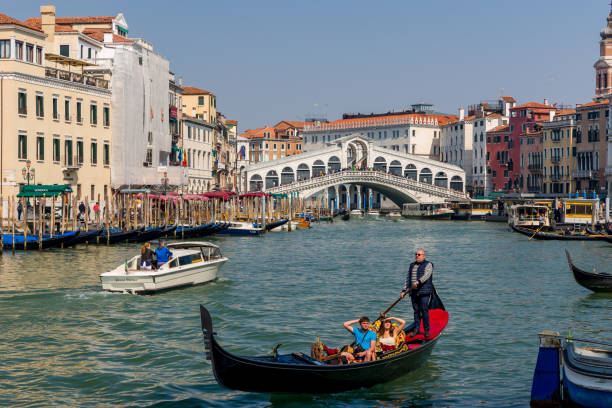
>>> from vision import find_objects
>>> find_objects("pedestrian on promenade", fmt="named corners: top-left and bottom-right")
top-left (93, 202), bottom-right (100, 224)
top-left (17, 201), bottom-right (23, 220)
top-left (400, 249), bottom-right (433, 338)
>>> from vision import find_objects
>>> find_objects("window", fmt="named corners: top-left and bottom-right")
top-left (76, 101), bottom-right (82, 123)
top-left (65, 140), bottom-right (73, 165)
top-left (52, 97), bottom-right (58, 120)
top-left (103, 106), bottom-right (110, 127)
top-left (15, 41), bottom-right (23, 59)
top-left (18, 92), bottom-right (27, 115)
top-left (53, 137), bottom-right (60, 162)
top-left (77, 140), bottom-right (84, 164)
top-left (18, 134), bottom-right (27, 159)
top-left (103, 143), bottom-right (110, 166)
top-left (59, 44), bottom-right (69, 57)
top-left (65, 99), bottom-right (70, 122)
top-left (148, 131), bottom-right (153, 144)
top-left (88, 48), bottom-right (92, 59)
top-left (25, 43), bottom-right (33, 62)
top-left (80, 45), bottom-right (84, 59)
top-left (90, 104), bottom-right (97, 125)
top-left (35, 95), bottom-right (44, 117)
top-left (198, 96), bottom-right (204, 105)
top-left (91, 141), bottom-right (97, 164)
top-left (0, 40), bottom-right (10, 58)
top-left (36, 136), bottom-right (44, 161)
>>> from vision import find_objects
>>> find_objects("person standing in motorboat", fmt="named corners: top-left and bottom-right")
top-left (400, 249), bottom-right (433, 338)
top-left (140, 242), bottom-right (154, 270)
top-left (155, 240), bottom-right (173, 267)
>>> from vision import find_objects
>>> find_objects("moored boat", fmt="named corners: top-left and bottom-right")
top-left (100, 241), bottom-right (228, 294)
top-left (215, 221), bottom-right (264, 236)
top-left (366, 209), bottom-right (380, 216)
top-left (199, 289), bottom-right (448, 393)
top-left (402, 203), bottom-right (453, 220)
top-left (511, 224), bottom-right (608, 241)
top-left (508, 204), bottom-right (551, 228)
top-left (91, 228), bottom-right (140, 244)
top-left (386, 210), bottom-right (402, 219)
top-left (565, 250), bottom-right (612, 292)
top-left (350, 209), bottom-right (364, 216)
top-left (2, 230), bottom-right (80, 250)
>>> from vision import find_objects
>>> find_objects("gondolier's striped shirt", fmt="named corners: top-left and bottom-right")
top-left (403, 262), bottom-right (433, 292)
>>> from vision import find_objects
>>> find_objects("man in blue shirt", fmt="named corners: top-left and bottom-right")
top-left (155, 240), bottom-right (173, 267)
top-left (340, 316), bottom-right (377, 363)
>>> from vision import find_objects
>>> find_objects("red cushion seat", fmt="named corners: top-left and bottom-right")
top-left (404, 309), bottom-right (449, 342)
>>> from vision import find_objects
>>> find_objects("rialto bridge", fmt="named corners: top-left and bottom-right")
top-left (242, 135), bottom-right (467, 208)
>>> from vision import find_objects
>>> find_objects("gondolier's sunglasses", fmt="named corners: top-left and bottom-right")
top-left (415, 253), bottom-right (424, 257)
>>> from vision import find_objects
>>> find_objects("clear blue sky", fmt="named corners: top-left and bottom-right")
top-left (5, 1), bottom-right (609, 131)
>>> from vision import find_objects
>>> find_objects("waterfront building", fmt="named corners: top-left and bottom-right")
top-left (0, 10), bottom-right (111, 203)
top-left (182, 114), bottom-right (214, 193)
top-left (486, 124), bottom-right (511, 192)
top-left (540, 109), bottom-right (576, 194)
top-left (518, 122), bottom-right (544, 194)
top-left (595, 8), bottom-right (612, 197)
top-left (575, 99), bottom-right (609, 195)
top-left (182, 86), bottom-right (216, 124)
top-left (168, 73), bottom-right (183, 169)
top-left (302, 104), bottom-right (455, 160)
top-left (241, 121), bottom-right (307, 164)
top-left (226, 119), bottom-right (238, 191)
top-left (236, 135), bottom-right (250, 192)
top-left (440, 109), bottom-right (474, 194)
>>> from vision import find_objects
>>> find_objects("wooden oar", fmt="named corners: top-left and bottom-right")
top-left (529, 224), bottom-right (545, 240)
top-left (374, 296), bottom-right (404, 325)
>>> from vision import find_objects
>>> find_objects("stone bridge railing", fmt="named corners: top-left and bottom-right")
top-left (266, 170), bottom-right (468, 201)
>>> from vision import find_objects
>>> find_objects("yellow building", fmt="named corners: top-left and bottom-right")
top-left (541, 109), bottom-right (576, 194)
top-left (182, 86), bottom-right (216, 124)
top-left (0, 12), bottom-right (111, 204)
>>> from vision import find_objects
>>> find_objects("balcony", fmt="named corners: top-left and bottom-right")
top-left (550, 174), bottom-right (562, 182)
top-left (45, 67), bottom-right (109, 89)
top-left (550, 156), bottom-right (561, 163)
top-left (550, 137), bottom-right (561, 143)
top-left (62, 156), bottom-right (82, 171)
top-left (573, 170), bottom-right (593, 178)
top-left (527, 164), bottom-right (542, 171)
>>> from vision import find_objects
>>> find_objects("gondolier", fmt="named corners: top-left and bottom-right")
top-left (400, 249), bottom-right (433, 338)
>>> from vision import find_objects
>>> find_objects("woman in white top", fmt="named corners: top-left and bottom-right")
top-left (377, 317), bottom-right (406, 352)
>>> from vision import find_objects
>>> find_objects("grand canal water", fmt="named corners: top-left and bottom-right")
top-left (1, 218), bottom-right (611, 407)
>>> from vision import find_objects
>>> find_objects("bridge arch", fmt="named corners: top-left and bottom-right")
top-left (312, 160), bottom-right (326, 177)
top-left (389, 160), bottom-right (402, 176)
top-left (297, 163), bottom-right (310, 181)
top-left (419, 168), bottom-right (432, 184)
top-left (450, 175), bottom-right (463, 191)
top-left (265, 170), bottom-right (279, 189)
top-left (327, 156), bottom-right (341, 173)
top-left (373, 156), bottom-right (387, 171)
top-left (250, 174), bottom-right (263, 191)
top-left (404, 164), bottom-right (417, 180)
top-left (434, 171), bottom-right (448, 188)
top-left (281, 167), bottom-right (295, 185)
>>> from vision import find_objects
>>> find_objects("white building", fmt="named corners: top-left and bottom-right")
top-left (183, 115), bottom-right (214, 193)
top-left (302, 106), bottom-right (455, 161)
top-left (236, 135), bottom-right (250, 193)
top-left (440, 108), bottom-right (474, 192)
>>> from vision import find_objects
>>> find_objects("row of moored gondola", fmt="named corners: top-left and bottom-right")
top-left (1, 222), bottom-right (232, 250)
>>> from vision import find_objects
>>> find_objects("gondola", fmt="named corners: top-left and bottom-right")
top-left (61, 229), bottom-right (101, 246)
top-left (2, 230), bottom-right (79, 250)
top-left (91, 228), bottom-right (140, 245)
top-left (175, 224), bottom-right (212, 239)
top-left (130, 225), bottom-right (170, 243)
top-left (607, 223), bottom-right (612, 235)
top-left (253, 219), bottom-right (289, 231)
top-left (511, 224), bottom-right (609, 241)
top-left (565, 250), bottom-right (612, 292)
top-left (585, 226), bottom-right (612, 243)
top-left (341, 213), bottom-right (350, 221)
top-left (199, 289), bottom-right (449, 393)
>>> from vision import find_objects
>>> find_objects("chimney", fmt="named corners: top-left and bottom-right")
top-left (178, 76), bottom-right (183, 86)
top-left (459, 107), bottom-right (465, 121)
top-left (544, 98), bottom-right (549, 106)
top-left (40, 5), bottom-right (56, 43)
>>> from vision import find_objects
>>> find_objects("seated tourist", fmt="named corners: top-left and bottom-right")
top-left (377, 316), bottom-right (406, 352)
top-left (140, 242), bottom-right (153, 270)
top-left (341, 316), bottom-right (376, 363)
top-left (155, 240), bottom-right (173, 267)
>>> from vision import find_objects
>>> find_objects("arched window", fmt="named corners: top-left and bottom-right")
top-left (280, 167), bottom-right (295, 185)
top-left (297, 163), bottom-right (310, 181)
top-left (419, 168), bottom-right (432, 184)
top-left (389, 160), bottom-right (402, 176)
top-left (250, 174), bottom-right (263, 191)
top-left (404, 164), bottom-right (417, 180)
top-left (373, 156), bottom-right (387, 171)
top-left (327, 156), bottom-right (341, 172)
top-left (265, 170), bottom-right (279, 189)
top-left (434, 172), bottom-right (448, 188)
top-left (450, 175), bottom-right (463, 191)
top-left (312, 160), bottom-right (326, 177)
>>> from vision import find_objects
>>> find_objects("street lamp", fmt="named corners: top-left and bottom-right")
top-left (161, 171), bottom-right (169, 197)
top-left (22, 160), bottom-right (35, 185)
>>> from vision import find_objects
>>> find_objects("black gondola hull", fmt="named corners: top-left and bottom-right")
top-left (566, 250), bottom-right (612, 292)
top-left (511, 224), bottom-right (608, 241)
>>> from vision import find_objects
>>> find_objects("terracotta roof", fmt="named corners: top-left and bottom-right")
top-left (501, 96), bottom-right (516, 103)
top-left (0, 13), bottom-right (43, 33)
top-left (488, 124), bottom-right (510, 133)
top-left (576, 99), bottom-right (609, 108)
top-left (511, 102), bottom-right (555, 110)
top-left (24, 16), bottom-right (115, 27)
top-left (226, 120), bottom-right (238, 125)
top-left (183, 86), bottom-right (211, 95)
top-left (240, 126), bottom-right (275, 139)
top-left (308, 113), bottom-right (457, 131)
top-left (554, 109), bottom-right (576, 116)
top-left (84, 29), bottom-right (131, 43)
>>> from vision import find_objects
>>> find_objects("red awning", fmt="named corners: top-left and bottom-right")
top-left (238, 192), bottom-right (272, 198)
top-left (203, 191), bottom-right (237, 200)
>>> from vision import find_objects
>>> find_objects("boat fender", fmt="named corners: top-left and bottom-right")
top-left (530, 331), bottom-right (561, 406)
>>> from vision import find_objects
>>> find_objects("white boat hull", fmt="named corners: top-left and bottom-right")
top-left (101, 258), bottom-right (227, 294)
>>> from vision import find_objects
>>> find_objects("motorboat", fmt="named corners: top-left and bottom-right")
top-left (386, 211), bottom-right (402, 219)
top-left (366, 209), bottom-right (380, 216)
top-left (508, 204), bottom-right (551, 228)
top-left (270, 220), bottom-right (299, 232)
top-left (100, 242), bottom-right (228, 294)
top-left (215, 221), bottom-right (264, 236)
top-left (350, 209), bottom-right (364, 216)
top-left (402, 203), bottom-right (453, 220)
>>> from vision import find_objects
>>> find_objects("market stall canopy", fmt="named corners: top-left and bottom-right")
top-left (239, 192), bottom-right (272, 198)
top-left (204, 191), bottom-right (236, 200)
top-left (17, 184), bottom-right (72, 197)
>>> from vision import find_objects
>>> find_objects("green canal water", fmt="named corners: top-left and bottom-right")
top-left (1, 218), bottom-right (611, 407)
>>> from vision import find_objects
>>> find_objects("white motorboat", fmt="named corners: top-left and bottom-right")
top-left (366, 209), bottom-right (380, 216)
top-left (100, 242), bottom-right (228, 294)
top-left (215, 221), bottom-right (264, 236)
top-left (386, 211), bottom-right (402, 219)
top-left (270, 220), bottom-right (299, 231)
top-left (350, 209), bottom-right (364, 216)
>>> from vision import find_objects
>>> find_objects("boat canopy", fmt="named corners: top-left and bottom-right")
top-left (239, 192), bottom-right (272, 198)
top-left (166, 241), bottom-right (220, 250)
top-left (17, 184), bottom-right (72, 197)
top-left (204, 191), bottom-right (236, 200)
